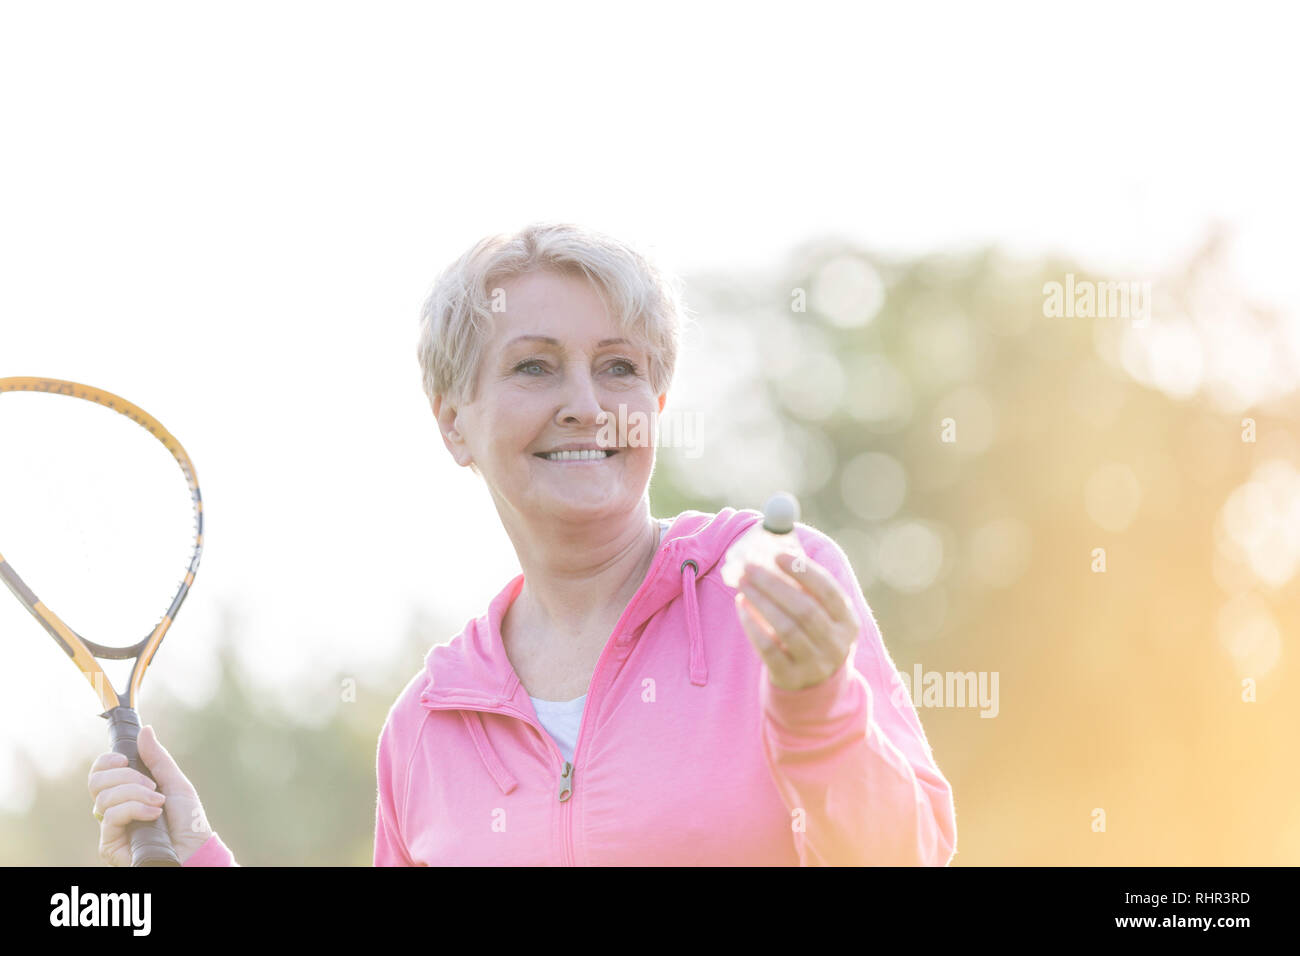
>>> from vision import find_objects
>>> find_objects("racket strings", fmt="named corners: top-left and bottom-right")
top-left (0, 389), bottom-right (201, 651)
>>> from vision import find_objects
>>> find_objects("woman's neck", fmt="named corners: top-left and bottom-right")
top-left (507, 515), bottom-right (662, 647)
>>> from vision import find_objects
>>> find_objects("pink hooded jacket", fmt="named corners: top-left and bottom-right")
top-left (184, 507), bottom-right (957, 866)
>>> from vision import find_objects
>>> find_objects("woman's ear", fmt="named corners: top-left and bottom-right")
top-left (432, 393), bottom-right (474, 468)
top-left (658, 391), bottom-right (667, 414)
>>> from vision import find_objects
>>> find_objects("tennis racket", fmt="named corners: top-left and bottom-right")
top-left (0, 376), bottom-right (203, 866)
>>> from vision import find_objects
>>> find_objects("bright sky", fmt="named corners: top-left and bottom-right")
top-left (1, 1), bottom-right (1296, 810)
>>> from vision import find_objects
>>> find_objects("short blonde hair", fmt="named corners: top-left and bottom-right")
top-left (417, 222), bottom-right (687, 411)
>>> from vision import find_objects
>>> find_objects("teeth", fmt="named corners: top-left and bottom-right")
top-left (542, 449), bottom-right (612, 461)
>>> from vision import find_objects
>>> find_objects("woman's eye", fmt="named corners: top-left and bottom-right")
top-left (514, 359), bottom-right (638, 377)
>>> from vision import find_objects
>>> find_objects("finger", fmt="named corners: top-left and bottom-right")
top-left (94, 783), bottom-right (166, 819)
top-left (89, 767), bottom-right (158, 799)
top-left (102, 800), bottom-right (164, 832)
top-left (736, 593), bottom-right (793, 665)
top-left (87, 752), bottom-right (128, 793)
top-left (740, 563), bottom-right (833, 647)
top-left (738, 574), bottom-right (830, 668)
top-left (89, 751), bottom-right (128, 773)
top-left (734, 586), bottom-right (789, 654)
top-left (136, 726), bottom-right (196, 795)
top-left (774, 551), bottom-right (858, 627)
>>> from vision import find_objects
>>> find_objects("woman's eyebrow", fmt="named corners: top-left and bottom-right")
top-left (503, 335), bottom-right (632, 350)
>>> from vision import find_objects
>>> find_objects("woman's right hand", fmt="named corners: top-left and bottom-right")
top-left (87, 724), bottom-right (214, 866)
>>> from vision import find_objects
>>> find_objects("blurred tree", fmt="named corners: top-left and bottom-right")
top-left (652, 232), bottom-right (1299, 865)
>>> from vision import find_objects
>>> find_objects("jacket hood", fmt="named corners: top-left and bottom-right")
top-left (419, 507), bottom-right (762, 714)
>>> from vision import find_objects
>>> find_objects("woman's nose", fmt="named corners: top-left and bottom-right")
top-left (556, 369), bottom-right (607, 425)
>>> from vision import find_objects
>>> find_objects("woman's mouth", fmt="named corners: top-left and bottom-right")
top-left (534, 449), bottom-right (618, 462)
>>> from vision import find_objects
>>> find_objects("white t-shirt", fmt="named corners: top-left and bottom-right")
top-left (528, 518), bottom-right (672, 764)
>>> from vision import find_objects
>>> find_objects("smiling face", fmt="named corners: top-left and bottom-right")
top-left (435, 268), bottom-right (666, 527)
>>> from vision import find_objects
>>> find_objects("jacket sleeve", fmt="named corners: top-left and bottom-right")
top-left (181, 832), bottom-right (239, 866)
top-left (755, 526), bottom-right (958, 866)
top-left (374, 718), bottom-right (418, 866)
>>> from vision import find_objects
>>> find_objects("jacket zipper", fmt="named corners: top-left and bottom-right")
top-left (422, 698), bottom-right (581, 864)
top-left (423, 535), bottom-right (676, 867)
top-left (554, 537), bottom-right (676, 865)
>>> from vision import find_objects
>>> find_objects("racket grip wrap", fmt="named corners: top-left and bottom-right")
top-left (105, 706), bottom-right (180, 867)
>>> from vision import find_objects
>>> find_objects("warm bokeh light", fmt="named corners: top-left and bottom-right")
top-left (811, 255), bottom-right (885, 329)
top-left (841, 451), bottom-right (907, 522)
top-left (1084, 462), bottom-right (1143, 533)
top-left (1217, 459), bottom-right (1300, 589)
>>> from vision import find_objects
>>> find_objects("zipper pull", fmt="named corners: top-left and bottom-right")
top-left (557, 761), bottom-right (574, 802)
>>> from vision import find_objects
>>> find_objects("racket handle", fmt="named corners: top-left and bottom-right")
top-left (105, 706), bottom-right (181, 867)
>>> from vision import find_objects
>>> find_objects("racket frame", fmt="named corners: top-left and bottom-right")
top-left (0, 376), bottom-right (204, 866)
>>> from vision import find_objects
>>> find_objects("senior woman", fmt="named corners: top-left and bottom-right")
top-left (87, 222), bottom-right (957, 866)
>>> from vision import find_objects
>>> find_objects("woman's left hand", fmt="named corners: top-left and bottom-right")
top-left (735, 551), bottom-right (862, 691)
